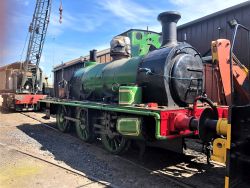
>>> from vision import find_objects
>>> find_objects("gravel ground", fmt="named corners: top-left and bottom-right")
top-left (0, 145), bottom-right (106, 188)
top-left (0, 96), bottom-right (225, 188)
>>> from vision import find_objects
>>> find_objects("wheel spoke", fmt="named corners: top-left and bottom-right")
top-left (110, 139), bottom-right (115, 150)
top-left (56, 106), bottom-right (70, 133)
top-left (83, 129), bottom-right (87, 139)
top-left (80, 126), bottom-right (84, 136)
top-left (113, 138), bottom-right (119, 150)
top-left (100, 112), bottom-right (130, 154)
top-left (75, 109), bottom-right (94, 142)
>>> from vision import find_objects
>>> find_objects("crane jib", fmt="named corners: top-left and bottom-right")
top-left (21, 0), bottom-right (52, 94)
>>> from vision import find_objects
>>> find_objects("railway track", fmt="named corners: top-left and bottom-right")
top-left (20, 112), bottom-right (222, 188)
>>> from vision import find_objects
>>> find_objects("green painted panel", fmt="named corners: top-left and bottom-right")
top-left (119, 86), bottom-right (142, 105)
top-left (117, 117), bottom-right (142, 138)
top-left (84, 61), bottom-right (97, 67)
top-left (39, 96), bottom-right (169, 140)
top-left (124, 30), bottom-right (161, 57)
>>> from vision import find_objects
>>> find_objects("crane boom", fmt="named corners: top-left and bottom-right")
top-left (21, 0), bottom-right (52, 93)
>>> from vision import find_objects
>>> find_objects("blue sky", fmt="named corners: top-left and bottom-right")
top-left (1, 0), bottom-right (248, 81)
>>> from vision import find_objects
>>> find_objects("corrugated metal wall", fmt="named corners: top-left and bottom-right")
top-left (54, 62), bottom-right (84, 97)
top-left (177, 3), bottom-right (250, 69)
top-left (177, 2), bottom-right (250, 104)
top-left (96, 52), bottom-right (112, 63)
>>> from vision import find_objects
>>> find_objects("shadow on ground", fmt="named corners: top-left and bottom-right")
top-left (0, 106), bottom-right (17, 114)
top-left (17, 123), bottom-right (225, 188)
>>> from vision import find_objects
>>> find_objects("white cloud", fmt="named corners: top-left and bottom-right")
top-left (42, 43), bottom-right (88, 65)
top-left (38, 42), bottom-right (89, 82)
top-left (15, 0), bottom-right (30, 7)
top-left (169, 0), bottom-right (249, 24)
top-left (98, 0), bottom-right (157, 24)
top-left (10, 11), bottom-right (30, 26)
top-left (40, 55), bottom-right (45, 64)
top-left (47, 13), bottom-right (64, 36)
top-left (148, 25), bottom-right (162, 33)
top-left (94, 44), bottom-right (110, 51)
top-left (0, 38), bottom-right (27, 64)
top-left (130, 24), bottom-right (162, 33)
top-left (48, 11), bottom-right (105, 37)
top-left (98, 0), bottom-right (249, 28)
top-left (24, 1), bottom-right (29, 6)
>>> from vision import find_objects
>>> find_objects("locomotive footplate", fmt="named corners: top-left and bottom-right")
top-left (39, 97), bottom-right (228, 154)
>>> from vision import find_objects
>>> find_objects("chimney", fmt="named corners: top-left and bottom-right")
top-left (89, 49), bottom-right (97, 62)
top-left (157, 11), bottom-right (181, 46)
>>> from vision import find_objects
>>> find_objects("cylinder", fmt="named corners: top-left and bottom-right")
top-left (157, 11), bottom-right (181, 46)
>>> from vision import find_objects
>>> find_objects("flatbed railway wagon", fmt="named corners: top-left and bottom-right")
top-left (0, 62), bottom-right (46, 111)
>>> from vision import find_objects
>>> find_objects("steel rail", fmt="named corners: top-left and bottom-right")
top-left (20, 112), bottom-right (198, 188)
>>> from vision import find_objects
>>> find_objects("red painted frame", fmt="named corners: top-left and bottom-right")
top-left (15, 94), bottom-right (47, 105)
top-left (160, 107), bottom-right (228, 138)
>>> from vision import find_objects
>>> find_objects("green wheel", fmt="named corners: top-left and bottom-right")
top-left (56, 105), bottom-right (70, 132)
top-left (100, 112), bottom-right (130, 155)
top-left (75, 109), bottom-right (95, 142)
top-left (101, 134), bottom-right (130, 155)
